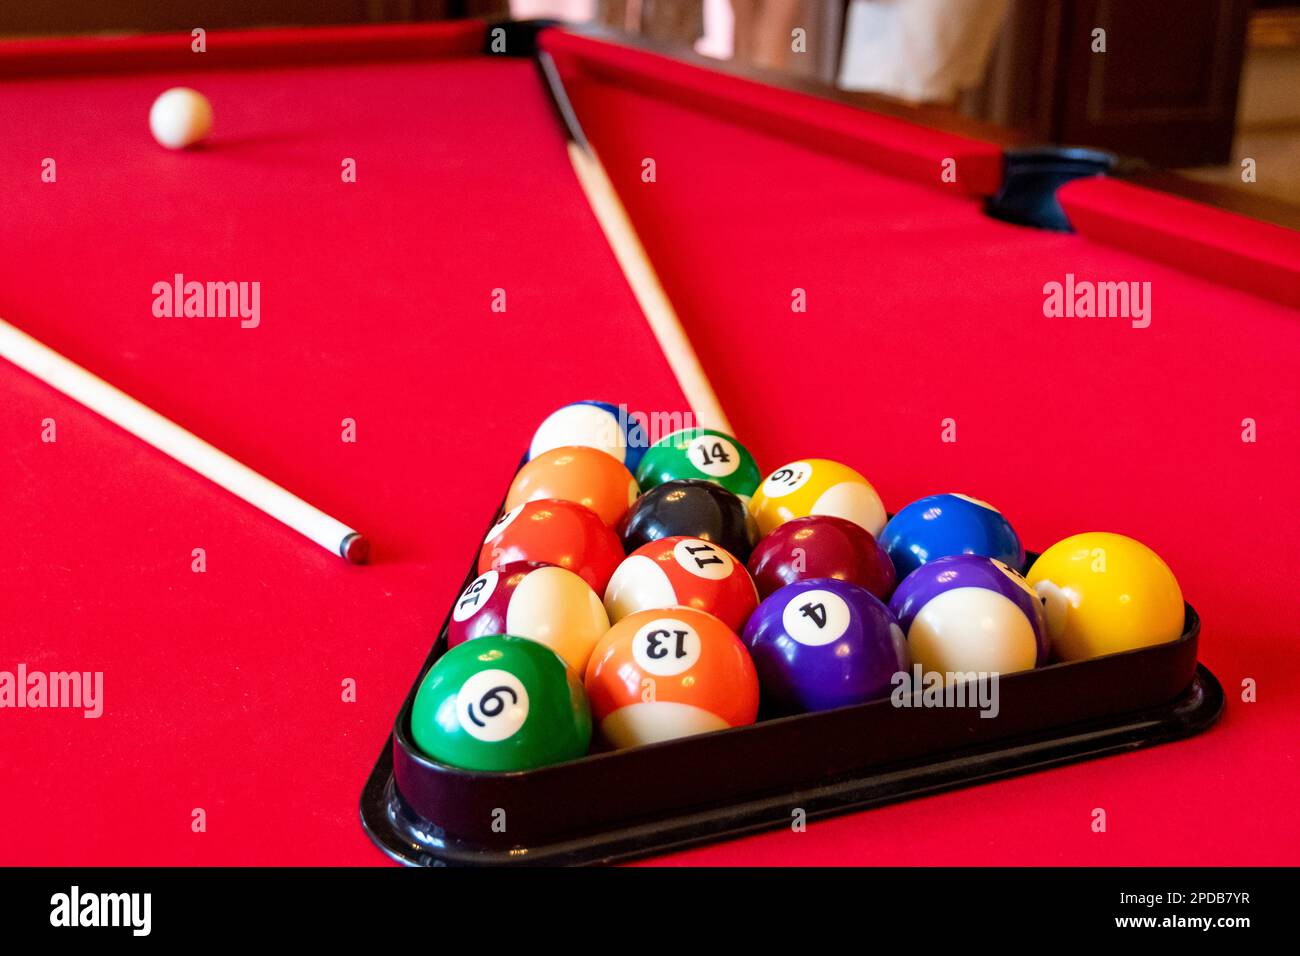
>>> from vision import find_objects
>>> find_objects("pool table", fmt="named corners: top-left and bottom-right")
top-left (1, 20), bottom-right (1297, 867)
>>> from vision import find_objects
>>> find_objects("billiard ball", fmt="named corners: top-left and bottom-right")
top-left (603, 536), bottom-right (758, 632)
top-left (620, 479), bottom-right (758, 562)
top-left (635, 428), bottom-right (762, 499)
top-left (410, 634), bottom-right (591, 771)
top-left (479, 498), bottom-right (623, 593)
top-left (889, 554), bottom-right (1048, 677)
top-left (1025, 532), bottom-right (1184, 661)
top-left (748, 458), bottom-right (886, 538)
top-left (584, 607), bottom-right (758, 749)
top-left (741, 578), bottom-right (908, 713)
top-left (879, 493), bottom-right (1024, 580)
top-left (746, 515), bottom-right (896, 600)
top-left (448, 561), bottom-right (610, 672)
top-left (505, 445), bottom-right (638, 527)
top-left (528, 400), bottom-right (645, 471)
top-left (149, 87), bottom-right (213, 150)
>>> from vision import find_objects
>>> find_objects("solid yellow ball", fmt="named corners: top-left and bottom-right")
top-left (1026, 531), bottom-right (1185, 661)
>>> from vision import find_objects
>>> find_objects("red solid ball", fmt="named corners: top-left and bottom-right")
top-left (478, 498), bottom-right (623, 593)
top-left (746, 515), bottom-right (896, 600)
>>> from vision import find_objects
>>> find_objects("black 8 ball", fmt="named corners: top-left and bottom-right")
top-left (620, 479), bottom-right (758, 562)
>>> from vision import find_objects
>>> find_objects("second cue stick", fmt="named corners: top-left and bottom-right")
top-left (0, 316), bottom-right (368, 564)
top-left (537, 50), bottom-right (734, 437)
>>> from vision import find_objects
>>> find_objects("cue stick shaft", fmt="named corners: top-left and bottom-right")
top-left (537, 50), bottom-right (732, 435)
top-left (0, 317), bottom-right (368, 564)
top-left (567, 142), bottom-right (733, 436)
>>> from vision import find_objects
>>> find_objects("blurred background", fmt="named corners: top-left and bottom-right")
top-left (3, 1), bottom-right (1296, 211)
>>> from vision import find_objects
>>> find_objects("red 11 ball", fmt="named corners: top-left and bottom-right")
top-left (603, 536), bottom-right (758, 632)
top-left (747, 515), bottom-right (896, 601)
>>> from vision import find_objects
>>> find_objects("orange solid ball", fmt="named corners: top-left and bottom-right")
top-left (584, 607), bottom-right (759, 749)
top-left (506, 445), bottom-right (639, 527)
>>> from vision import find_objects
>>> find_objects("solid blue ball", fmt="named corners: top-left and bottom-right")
top-left (879, 493), bottom-right (1024, 581)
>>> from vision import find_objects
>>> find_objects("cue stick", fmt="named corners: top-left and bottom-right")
top-left (537, 50), bottom-right (734, 436)
top-left (0, 317), bottom-right (369, 564)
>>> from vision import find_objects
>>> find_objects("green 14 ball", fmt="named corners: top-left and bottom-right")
top-left (635, 427), bottom-right (762, 499)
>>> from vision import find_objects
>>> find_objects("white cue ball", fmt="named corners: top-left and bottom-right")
top-left (149, 87), bottom-right (213, 150)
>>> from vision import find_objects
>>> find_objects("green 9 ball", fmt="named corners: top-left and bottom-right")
top-left (635, 428), bottom-right (762, 499)
top-left (410, 634), bottom-right (591, 771)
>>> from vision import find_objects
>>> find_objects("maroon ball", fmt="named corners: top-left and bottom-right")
top-left (446, 560), bottom-right (548, 648)
top-left (746, 515), bottom-right (896, 600)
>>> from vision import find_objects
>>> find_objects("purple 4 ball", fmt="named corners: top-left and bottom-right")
top-left (741, 578), bottom-right (909, 713)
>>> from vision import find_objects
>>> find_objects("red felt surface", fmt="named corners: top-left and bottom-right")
top-left (559, 39), bottom-right (1300, 865)
top-left (0, 31), bottom-right (685, 865)
top-left (2, 25), bottom-right (1298, 866)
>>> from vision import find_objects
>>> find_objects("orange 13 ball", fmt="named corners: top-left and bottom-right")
top-left (505, 445), bottom-right (638, 527)
top-left (584, 606), bottom-right (759, 750)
